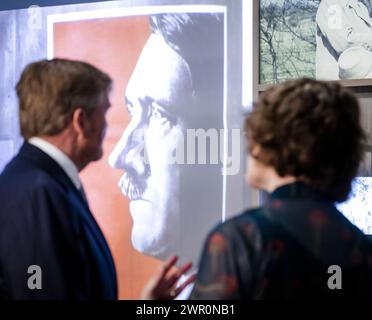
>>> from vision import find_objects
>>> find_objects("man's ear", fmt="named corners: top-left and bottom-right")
top-left (250, 143), bottom-right (261, 159)
top-left (71, 108), bottom-right (86, 137)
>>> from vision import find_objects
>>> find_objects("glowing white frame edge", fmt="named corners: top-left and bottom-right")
top-left (47, 4), bottom-right (229, 221)
top-left (242, 0), bottom-right (254, 110)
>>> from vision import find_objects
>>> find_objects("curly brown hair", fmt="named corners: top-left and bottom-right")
top-left (245, 78), bottom-right (366, 202)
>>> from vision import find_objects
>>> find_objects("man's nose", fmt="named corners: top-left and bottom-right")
top-left (108, 119), bottom-right (145, 171)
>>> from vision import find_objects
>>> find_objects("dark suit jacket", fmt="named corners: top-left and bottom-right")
top-left (0, 142), bottom-right (117, 299)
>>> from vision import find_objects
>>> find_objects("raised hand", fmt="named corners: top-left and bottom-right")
top-left (141, 255), bottom-right (196, 300)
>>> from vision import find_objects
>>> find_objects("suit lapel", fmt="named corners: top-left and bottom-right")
top-left (17, 142), bottom-right (117, 291)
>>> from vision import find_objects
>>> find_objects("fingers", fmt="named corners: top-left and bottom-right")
top-left (179, 262), bottom-right (193, 275)
top-left (154, 255), bottom-right (178, 284)
top-left (174, 273), bottom-right (197, 297)
top-left (166, 262), bottom-right (193, 289)
top-left (148, 256), bottom-right (195, 300)
top-left (163, 262), bottom-right (195, 299)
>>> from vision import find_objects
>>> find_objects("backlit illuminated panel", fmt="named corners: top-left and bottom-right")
top-left (0, 0), bottom-right (246, 299)
top-left (336, 177), bottom-right (372, 235)
top-left (51, 7), bottom-right (226, 300)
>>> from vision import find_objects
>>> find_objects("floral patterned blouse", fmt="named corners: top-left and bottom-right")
top-left (190, 182), bottom-right (372, 299)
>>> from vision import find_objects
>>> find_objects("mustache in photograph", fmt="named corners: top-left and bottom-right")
top-left (118, 167), bottom-right (150, 201)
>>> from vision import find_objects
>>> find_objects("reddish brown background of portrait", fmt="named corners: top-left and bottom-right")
top-left (53, 16), bottom-right (162, 299)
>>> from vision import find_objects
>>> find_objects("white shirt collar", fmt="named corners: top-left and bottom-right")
top-left (28, 137), bottom-right (82, 190)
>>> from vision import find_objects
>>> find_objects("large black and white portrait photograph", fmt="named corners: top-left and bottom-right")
top-left (48, 4), bottom-right (228, 299)
top-left (0, 0), bottom-right (246, 299)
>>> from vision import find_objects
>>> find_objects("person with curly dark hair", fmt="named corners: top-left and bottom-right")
top-left (142, 78), bottom-right (372, 299)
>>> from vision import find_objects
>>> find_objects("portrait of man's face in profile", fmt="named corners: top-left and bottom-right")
top-left (48, 6), bottom-right (227, 297)
top-left (109, 12), bottom-right (224, 267)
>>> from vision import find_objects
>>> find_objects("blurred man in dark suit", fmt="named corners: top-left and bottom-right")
top-left (0, 59), bottom-right (117, 299)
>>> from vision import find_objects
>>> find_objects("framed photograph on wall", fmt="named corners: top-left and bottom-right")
top-left (48, 2), bottom-right (229, 299)
top-left (258, 0), bottom-right (372, 89)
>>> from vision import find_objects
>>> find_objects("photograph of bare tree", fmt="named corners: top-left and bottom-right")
top-left (260, 0), bottom-right (372, 84)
